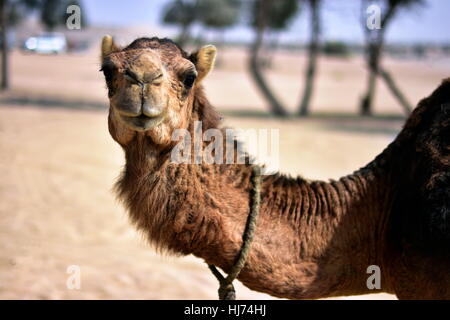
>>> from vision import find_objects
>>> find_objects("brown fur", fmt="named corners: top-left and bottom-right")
top-left (101, 36), bottom-right (450, 299)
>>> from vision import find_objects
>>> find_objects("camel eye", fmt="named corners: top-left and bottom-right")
top-left (152, 73), bottom-right (163, 86)
top-left (124, 70), bottom-right (141, 85)
top-left (183, 73), bottom-right (196, 89)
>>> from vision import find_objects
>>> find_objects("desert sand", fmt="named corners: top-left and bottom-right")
top-left (0, 46), bottom-right (448, 299)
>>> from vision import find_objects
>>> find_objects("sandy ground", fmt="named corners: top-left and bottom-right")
top-left (0, 46), bottom-right (448, 300)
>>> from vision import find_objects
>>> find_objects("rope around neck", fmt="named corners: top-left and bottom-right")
top-left (207, 166), bottom-right (262, 300)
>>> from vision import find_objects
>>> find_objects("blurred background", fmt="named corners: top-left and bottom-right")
top-left (0, 0), bottom-right (449, 300)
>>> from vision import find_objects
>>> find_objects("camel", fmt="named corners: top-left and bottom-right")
top-left (100, 35), bottom-right (450, 300)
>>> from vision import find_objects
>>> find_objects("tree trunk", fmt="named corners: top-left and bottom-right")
top-left (377, 8), bottom-right (412, 115)
top-left (360, 42), bottom-right (381, 115)
top-left (361, 70), bottom-right (376, 115)
top-left (360, 3), bottom-right (412, 116)
top-left (298, 0), bottom-right (321, 116)
top-left (361, 47), bottom-right (412, 116)
top-left (248, 0), bottom-right (288, 117)
top-left (379, 68), bottom-right (412, 115)
top-left (0, 0), bottom-right (9, 91)
top-left (178, 22), bottom-right (191, 47)
top-left (262, 32), bottom-right (279, 70)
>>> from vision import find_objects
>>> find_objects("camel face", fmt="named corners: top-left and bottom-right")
top-left (100, 36), bottom-right (216, 147)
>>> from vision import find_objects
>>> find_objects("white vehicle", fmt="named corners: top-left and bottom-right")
top-left (23, 33), bottom-right (67, 54)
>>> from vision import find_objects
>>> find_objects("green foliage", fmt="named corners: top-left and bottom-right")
top-left (197, 0), bottom-right (241, 29)
top-left (250, 0), bottom-right (300, 31)
top-left (18, 0), bottom-right (41, 9)
top-left (2, 0), bottom-right (85, 30)
top-left (41, 0), bottom-right (64, 30)
top-left (162, 0), bottom-right (197, 27)
top-left (162, 0), bottom-right (241, 30)
top-left (1, 0), bottom-right (40, 26)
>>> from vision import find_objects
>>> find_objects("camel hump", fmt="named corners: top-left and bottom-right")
top-left (417, 85), bottom-right (450, 248)
top-left (397, 78), bottom-right (450, 254)
top-left (429, 78), bottom-right (450, 107)
top-left (399, 78), bottom-right (450, 139)
top-left (397, 78), bottom-right (450, 251)
top-left (421, 78), bottom-right (450, 116)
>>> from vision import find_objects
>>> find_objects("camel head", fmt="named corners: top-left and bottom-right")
top-left (100, 36), bottom-right (217, 147)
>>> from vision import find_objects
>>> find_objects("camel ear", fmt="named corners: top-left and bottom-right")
top-left (191, 45), bottom-right (217, 83)
top-left (101, 35), bottom-right (119, 60)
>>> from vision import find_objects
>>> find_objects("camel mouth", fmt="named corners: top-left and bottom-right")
top-left (121, 113), bottom-right (165, 132)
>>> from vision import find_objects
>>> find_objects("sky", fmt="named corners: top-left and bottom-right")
top-left (82, 0), bottom-right (450, 45)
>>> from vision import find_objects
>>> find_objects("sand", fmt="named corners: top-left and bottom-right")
top-left (0, 47), bottom-right (448, 299)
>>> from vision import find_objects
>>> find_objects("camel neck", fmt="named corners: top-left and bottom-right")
top-left (117, 127), bottom-right (401, 299)
top-left (232, 165), bottom-right (393, 299)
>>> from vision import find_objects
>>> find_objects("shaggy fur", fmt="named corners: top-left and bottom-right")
top-left (101, 36), bottom-right (450, 299)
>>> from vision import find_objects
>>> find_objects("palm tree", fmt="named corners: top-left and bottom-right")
top-left (0, 0), bottom-right (40, 90)
top-left (0, 0), bottom-right (84, 90)
top-left (360, 0), bottom-right (424, 115)
top-left (298, 0), bottom-right (321, 116)
top-left (250, 0), bottom-right (299, 68)
top-left (198, 0), bottom-right (240, 31)
top-left (0, 0), bottom-right (8, 90)
top-left (162, 0), bottom-right (198, 47)
top-left (197, 0), bottom-right (240, 49)
top-left (248, 0), bottom-right (300, 116)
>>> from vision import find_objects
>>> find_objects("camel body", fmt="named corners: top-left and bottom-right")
top-left (101, 36), bottom-right (450, 299)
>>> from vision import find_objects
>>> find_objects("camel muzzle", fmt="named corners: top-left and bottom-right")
top-left (120, 110), bottom-right (166, 132)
